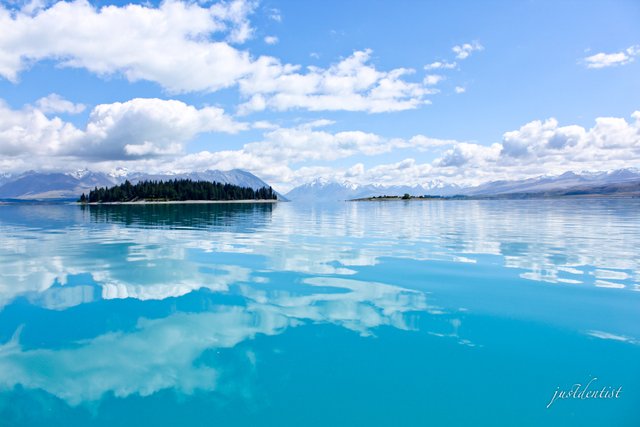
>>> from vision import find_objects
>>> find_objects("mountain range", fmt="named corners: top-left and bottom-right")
top-left (284, 169), bottom-right (640, 201)
top-left (0, 169), bottom-right (278, 200)
top-left (1, 168), bottom-right (638, 201)
top-left (284, 178), bottom-right (463, 203)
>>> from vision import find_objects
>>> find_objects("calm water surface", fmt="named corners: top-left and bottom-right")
top-left (0, 199), bottom-right (638, 426)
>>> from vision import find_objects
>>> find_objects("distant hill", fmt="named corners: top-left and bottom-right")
top-left (285, 169), bottom-right (640, 202)
top-left (0, 172), bottom-right (115, 199)
top-left (0, 169), bottom-right (284, 200)
top-left (479, 180), bottom-right (640, 199)
top-left (460, 170), bottom-right (640, 197)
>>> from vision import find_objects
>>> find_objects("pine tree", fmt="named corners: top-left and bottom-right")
top-left (86, 179), bottom-right (277, 203)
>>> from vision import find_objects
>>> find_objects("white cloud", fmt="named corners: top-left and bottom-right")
top-left (267, 7), bottom-right (281, 22)
top-left (0, 99), bottom-right (83, 159)
top-left (0, 97), bottom-right (246, 165)
top-left (155, 127), bottom-right (460, 190)
top-left (454, 86), bottom-right (466, 94)
top-left (2, 93), bottom-right (639, 193)
top-left (424, 61), bottom-right (457, 70)
top-left (282, 111), bottom-right (640, 189)
top-left (583, 45), bottom-right (640, 69)
top-left (424, 74), bottom-right (444, 86)
top-left (408, 135), bottom-right (459, 150)
top-left (237, 49), bottom-right (434, 114)
top-left (209, 0), bottom-right (257, 44)
top-left (35, 93), bottom-right (85, 114)
top-left (0, 0), bottom-right (258, 93)
top-left (345, 162), bottom-right (365, 178)
top-left (436, 142), bottom-right (501, 168)
top-left (82, 98), bottom-right (246, 159)
top-left (198, 124), bottom-right (453, 167)
top-left (252, 126), bottom-right (385, 162)
top-left (264, 35), bottom-right (278, 45)
top-left (452, 41), bottom-right (483, 60)
top-left (251, 120), bottom-right (278, 130)
top-left (434, 112), bottom-right (640, 182)
top-left (160, 124), bottom-right (393, 181)
top-left (0, 1), bottom-right (438, 114)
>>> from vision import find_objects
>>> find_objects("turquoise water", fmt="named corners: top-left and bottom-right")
top-left (0, 199), bottom-right (638, 426)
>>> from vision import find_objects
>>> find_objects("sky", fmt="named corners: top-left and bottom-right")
top-left (0, 0), bottom-right (639, 192)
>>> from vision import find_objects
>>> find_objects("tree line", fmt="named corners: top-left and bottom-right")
top-left (79, 179), bottom-right (277, 203)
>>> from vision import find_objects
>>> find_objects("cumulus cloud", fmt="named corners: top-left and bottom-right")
top-left (283, 111), bottom-right (640, 189)
top-left (209, 0), bottom-right (257, 44)
top-left (0, 0), bottom-right (258, 92)
top-left (452, 41), bottom-right (483, 60)
top-left (0, 96), bottom-right (458, 188)
top-left (237, 49), bottom-right (435, 114)
top-left (82, 98), bottom-right (246, 159)
top-left (345, 163), bottom-right (365, 178)
top-left (155, 123), bottom-right (389, 178)
top-left (84, 121), bottom-right (458, 191)
top-left (0, 1), bottom-right (439, 113)
top-left (0, 98), bottom-right (245, 165)
top-left (2, 92), bottom-right (639, 193)
top-left (424, 61), bottom-right (457, 70)
top-left (181, 124), bottom-right (455, 166)
top-left (424, 74), bottom-right (444, 86)
top-left (583, 45), bottom-right (640, 69)
top-left (407, 135), bottom-right (458, 150)
top-left (0, 99), bottom-right (83, 159)
top-left (436, 142), bottom-right (501, 168)
top-left (454, 86), bottom-right (466, 94)
top-left (433, 112), bottom-right (640, 182)
top-left (35, 93), bottom-right (85, 115)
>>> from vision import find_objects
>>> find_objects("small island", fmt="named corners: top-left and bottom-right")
top-left (79, 179), bottom-right (278, 204)
top-left (350, 193), bottom-right (447, 201)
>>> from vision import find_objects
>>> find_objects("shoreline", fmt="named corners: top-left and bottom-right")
top-left (349, 197), bottom-right (445, 202)
top-left (81, 199), bottom-right (280, 205)
top-left (349, 193), bottom-right (640, 202)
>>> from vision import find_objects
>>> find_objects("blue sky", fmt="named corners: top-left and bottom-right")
top-left (0, 0), bottom-right (639, 191)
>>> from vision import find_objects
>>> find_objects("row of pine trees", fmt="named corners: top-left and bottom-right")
top-left (79, 179), bottom-right (277, 203)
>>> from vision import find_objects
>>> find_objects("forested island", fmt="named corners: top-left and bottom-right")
top-left (79, 179), bottom-right (277, 203)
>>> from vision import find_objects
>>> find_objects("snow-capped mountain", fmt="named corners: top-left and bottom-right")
top-left (124, 169), bottom-right (273, 191)
top-left (67, 168), bottom-right (91, 180)
top-left (0, 171), bottom-right (118, 199)
top-left (285, 178), bottom-right (462, 202)
top-left (2, 168), bottom-right (638, 201)
top-left (285, 169), bottom-right (640, 202)
top-left (0, 169), bottom-right (279, 200)
top-left (461, 169), bottom-right (640, 196)
top-left (0, 173), bottom-right (14, 187)
top-left (285, 178), bottom-right (364, 203)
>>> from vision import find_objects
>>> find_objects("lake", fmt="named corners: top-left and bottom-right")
top-left (0, 199), bottom-right (638, 426)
